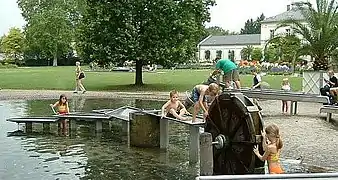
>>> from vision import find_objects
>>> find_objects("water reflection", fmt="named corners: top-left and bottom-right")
top-left (1, 98), bottom-right (336, 180)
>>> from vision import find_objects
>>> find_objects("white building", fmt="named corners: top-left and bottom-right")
top-left (199, 2), bottom-right (307, 62)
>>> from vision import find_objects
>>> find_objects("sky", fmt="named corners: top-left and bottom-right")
top-left (0, 0), bottom-right (315, 35)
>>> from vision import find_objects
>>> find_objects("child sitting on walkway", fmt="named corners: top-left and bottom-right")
top-left (161, 90), bottom-right (190, 121)
top-left (253, 124), bottom-right (284, 174)
top-left (191, 83), bottom-right (220, 122)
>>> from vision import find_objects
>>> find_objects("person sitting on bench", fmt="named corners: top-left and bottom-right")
top-left (161, 90), bottom-right (190, 121)
top-left (320, 70), bottom-right (338, 104)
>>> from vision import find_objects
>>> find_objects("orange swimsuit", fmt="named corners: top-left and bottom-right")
top-left (58, 103), bottom-right (68, 115)
top-left (267, 152), bottom-right (284, 174)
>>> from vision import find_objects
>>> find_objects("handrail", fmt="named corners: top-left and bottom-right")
top-left (196, 172), bottom-right (338, 180)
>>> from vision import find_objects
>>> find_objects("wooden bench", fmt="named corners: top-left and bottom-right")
top-left (224, 89), bottom-right (330, 115)
top-left (7, 117), bottom-right (59, 133)
top-left (320, 105), bottom-right (338, 122)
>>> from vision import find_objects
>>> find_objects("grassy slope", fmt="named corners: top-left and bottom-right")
top-left (0, 67), bottom-right (302, 92)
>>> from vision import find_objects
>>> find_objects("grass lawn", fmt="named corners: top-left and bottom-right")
top-left (0, 66), bottom-right (302, 92)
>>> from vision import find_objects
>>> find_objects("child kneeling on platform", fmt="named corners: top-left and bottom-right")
top-left (191, 83), bottom-right (220, 122)
top-left (161, 90), bottom-right (190, 121)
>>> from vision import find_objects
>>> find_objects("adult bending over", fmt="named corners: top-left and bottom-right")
top-left (211, 58), bottom-right (241, 89)
top-left (74, 61), bottom-right (87, 94)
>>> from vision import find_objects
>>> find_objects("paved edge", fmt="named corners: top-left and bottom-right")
top-left (0, 89), bottom-right (184, 101)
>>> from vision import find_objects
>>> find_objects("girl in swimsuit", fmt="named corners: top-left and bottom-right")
top-left (253, 124), bottom-right (284, 174)
top-left (50, 94), bottom-right (70, 134)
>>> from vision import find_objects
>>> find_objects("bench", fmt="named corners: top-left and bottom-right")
top-left (223, 89), bottom-right (330, 115)
top-left (320, 105), bottom-right (338, 122)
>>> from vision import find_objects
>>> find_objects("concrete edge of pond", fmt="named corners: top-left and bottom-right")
top-left (0, 89), bottom-right (174, 101)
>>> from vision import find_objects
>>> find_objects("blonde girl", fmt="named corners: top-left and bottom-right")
top-left (74, 61), bottom-right (86, 93)
top-left (253, 124), bottom-right (284, 174)
top-left (281, 78), bottom-right (291, 113)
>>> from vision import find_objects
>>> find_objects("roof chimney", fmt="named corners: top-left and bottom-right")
top-left (287, 5), bottom-right (291, 11)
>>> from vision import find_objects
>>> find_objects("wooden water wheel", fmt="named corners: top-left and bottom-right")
top-left (205, 92), bottom-right (265, 175)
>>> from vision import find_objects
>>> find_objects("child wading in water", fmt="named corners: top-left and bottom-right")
top-left (191, 83), bottom-right (219, 122)
top-left (281, 78), bottom-right (291, 114)
top-left (50, 94), bottom-right (70, 134)
top-left (161, 90), bottom-right (190, 121)
top-left (253, 124), bottom-right (284, 174)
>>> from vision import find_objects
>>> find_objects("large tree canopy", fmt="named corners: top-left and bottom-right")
top-left (79, 0), bottom-right (215, 85)
top-left (1, 28), bottom-right (25, 64)
top-left (240, 13), bottom-right (265, 34)
top-left (279, 0), bottom-right (338, 70)
top-left (18, 0), bottom-right (82, 66)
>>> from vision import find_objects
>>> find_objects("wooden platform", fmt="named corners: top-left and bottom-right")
top-left (7, 117), bottom-right (59, 123)
top-left (320, 105), bottom-right (338, 122)
top-left (53, 112), bottom-right (113, 120)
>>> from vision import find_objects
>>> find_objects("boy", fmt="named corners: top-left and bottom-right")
top-left (191, 83), bottom-right (220, 122)
top-left (161, 90), bottom-right (190, 121)
top-left (251, 68), bottom-right (262, 89)
top-left (212, 58), bottom-right (241, 89)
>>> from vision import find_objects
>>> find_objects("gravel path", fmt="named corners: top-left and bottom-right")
top-left (0, 89), bottom-right (337, 172)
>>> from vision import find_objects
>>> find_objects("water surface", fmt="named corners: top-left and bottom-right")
top-left (0, 97), bottom-right (333, 180)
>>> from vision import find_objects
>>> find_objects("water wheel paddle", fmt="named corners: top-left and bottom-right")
top-left (205, 92), bottom-right (264, 175)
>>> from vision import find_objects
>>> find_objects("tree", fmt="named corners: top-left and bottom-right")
top-left (251, 48), bottom-right (263, 61)
top-left (264, 35), bottom-right (301, 63)
top-left (79, 0), bottom-right (215, 85)
top-left (240, 13), bottom-right (265, 34)
top-left (1, 27), bottom-right (25, 64)
top-left (279, 0), bottom-right (338, 70)
top-left (18, 0), bottom-right (80, 66)
top-left (205, 26), bottom-right (238, 36)
top-left (240, 45), bottom-right (253, 60)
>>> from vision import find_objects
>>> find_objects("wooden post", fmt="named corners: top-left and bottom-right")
top-left (25, 122), bottom-right (32, 133)
top-left (189, 126), bottom-right (200, 163)
top-left (294, 101), bottom-right (298, 115)
top-left (95, 120), bottom-right (103, 132)
top-left (326, 113), bottom-right (332, 122)
top-left (290, 101), bottom-right (294, 115)
top-left (129, 112), bottom-right (160, 148)
top-left (69, 119), bottom-right (77, 131)
top-left (43, 123), bottom-right (50, 133)
top-left (200, 132), bottom-right (213, 176)
top-left (160, 118), bottom-right (169, 150)
top-left (122, 120), bottom-right (129, 134)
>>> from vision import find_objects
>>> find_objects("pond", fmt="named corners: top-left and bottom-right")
top-left (0, 97), bottom-right (332, 180)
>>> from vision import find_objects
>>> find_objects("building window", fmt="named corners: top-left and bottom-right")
top-left (270, 30), bottom-right (275, 38)
top-left (205, 50), bottom-right (210, 60)
top-left (216, 50), bottom-right (222, 59)
top-left (286, 28), bottom-right (291, 36)
top-left (228, 50), bottom-right (235, 61)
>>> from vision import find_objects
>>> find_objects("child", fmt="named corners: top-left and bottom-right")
top-left (251, 68), bottom-right (261, 89)
top-left (74, 61), bottom-right (86, 94)
top-left (50, 94), bottom-right (70, 132)
top-left (253, 124), bottom-right (284, 174)
top-left (161, 90), bottom-right (190, 121)
top-left (281, 78), bottom-right (291, 113)
top-left (191, 83), bottom-right (220, 122)
top-left (251, 68), bottom-right (263, 111)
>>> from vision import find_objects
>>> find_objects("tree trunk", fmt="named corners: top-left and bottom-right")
top-left (135, 59), bottom-right (143, 85)
top-left (53, 53), bottom-right (57, 67)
